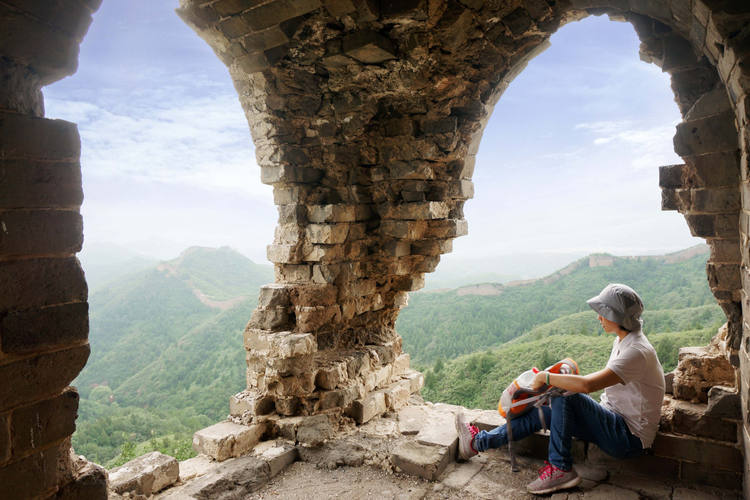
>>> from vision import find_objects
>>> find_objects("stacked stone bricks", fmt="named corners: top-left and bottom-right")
top-left (0, 0), bottom-right (108, 498)
top-left (1, 0), bottom-right (750, 498)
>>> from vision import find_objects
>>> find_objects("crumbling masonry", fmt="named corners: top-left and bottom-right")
top-left (1, 0), bottom-right (749, 498)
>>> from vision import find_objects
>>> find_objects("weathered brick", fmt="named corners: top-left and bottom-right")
top-left (0, 114), bottom-right (79, 161)
top-left (11, 387), bottom-right (78, 457)
top-left (0, 210), bottom-right (82, 256)
top-left (709, 239), bottom-right (741, 263)
top-left (0, 60), bottom-right (43, 116)
top-left (342, 30), bottom-right (396, 64)
top-left (0, 160), bottom-right (83, 209)
top-left (348, 391), bottom-right (386, 424)
top-left (243, 0), bottom-right (321, 32)
top-left (109, 451), bottom-right (179, 496)
top-left (0, 441), bottom-right (66, 497)
top-left (193, 421), bottom-right (266, 462)
top-left (3, 0), bottom-right (94, 40)
top-left (679, 461), bottom-right (742, 490)
top-left (652, 432), bottom-right (743, 471)
top-left (0, 257), bottom-right (87, 311)
top-left (658, 164), bottom-right (685, 188)
top-left (0, 7), bottom-right (79, 83)
top-left (0, 345), bottom-right (89, 410)
top-left (674, 111), bottom-right (739, 156)
top-left (0, 302), bottom-right (88, 355)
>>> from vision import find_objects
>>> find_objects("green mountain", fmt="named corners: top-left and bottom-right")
top-left (397, 245), bottom-right (716, 364)
top-left (72, 247), bottom-right (273, 466)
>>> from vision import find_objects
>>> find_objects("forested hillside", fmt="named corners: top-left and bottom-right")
top-left (73, 247), bottom-right (272, 466)
top-left (73, 244), bottom-right (722, 467)
top-left (397, 247), bottom-right (716, 363)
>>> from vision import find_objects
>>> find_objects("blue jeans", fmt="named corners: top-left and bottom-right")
top-left (473, 393), bottom-right (643, 470)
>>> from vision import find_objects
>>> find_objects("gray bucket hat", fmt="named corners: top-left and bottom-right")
top-left (587, 283), bottom-right (644, 331)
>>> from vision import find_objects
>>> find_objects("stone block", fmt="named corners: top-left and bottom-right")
top-left (685, 87), bottom-right (732, 121)
top-left (178, 454), bottom-right (217, 482)
top-left (295, 304), bottom-right (341, 332)
top-left (275, 263), bottom-right (312, 283)
top-left (252, 440), bottom-right (297, 477)
top-left (685, 151), bottom-right (740, 188)
top-left (306, 223), bottom-right (349, 244)
top-left (660, 396), bottom-right (737, 442)
top-left (380, 201), bottom-right (450, 220)
top-left (398, 406), bottom-right (427, 435)
top-left (692, 188), bottom-right (741, 213)
top-left (0, 345), bottom-right (89, 410)
top-left (108, 451), bottom-right (179, 496)
top-left (11, 387), bottom-right (78, 456)
top-left (0, 209), bottom-right (82, 257)
top-left (248, 305), bottom-right (291, 330)
top-left (307, 204), bottom-right (356, 223)
top-left (587, 444), bottom-right (679, 479)
top-left (0, 441), bottom-right (66, 498)
top-left (674, 111), bottom-right (738, 156)
top-left (441, 460), bottom-right (483, 489)
top-left (417, 411), bottom-right (458, 458)
top-left (679, 461), bottom-right (742, 490)
top-left (193, 422), bottom-right (266, 461)
top-left (393, 353), bottom-right (410, 376)
top-left (230, 390), bottom-right (274, 417)
top-left (349, 391), bottom-right (386, 424)
top-left (424, 218), bottom-right (468, 238)
top-left (709, 240), bottom-right (741, 263)
top-left (257, 284), bottom-right (291, 309)
top-left (404, 370), bottom-right (425, 393)
top-left (0, 114), bottom-right (79, 160)
top-left (296, 414), bottom-right (334, 446)
top-left (391, 440), bottom-right (451, 481)
top-left (242, 0), bottom-right (321, 32)
top-left (652, 432), bottom-right (742, 471)
top-left (55, 458), bottom-right (108, 500)
top-left (0, 257), bottom-right (86, 311)
top-left (176, 454), bottom-right (271, 499)
top-left (342, 30), bottom-right (396, 64)
top-left (659, 164), bottom-right (685, 188)
top-left (0, 302), bottom-right (88, 355)
top-left (315, 361), bottom-right (348, 390)
top-left (317, 386), bottom-right (357, 410)
top-left (0, 160), bottom-right (82, 209)
top-left (244, 330), bottom-right (316, 359)
top-left (706, 385), bottom-right (740, 418)
top-left (383, 380), bottom-right (411, 410)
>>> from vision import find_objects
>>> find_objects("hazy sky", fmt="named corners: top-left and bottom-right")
top-left (44, 1), bottom-right (702, 264)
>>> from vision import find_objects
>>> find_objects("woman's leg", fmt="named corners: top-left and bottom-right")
top-left (547, 393), bottom-right (643, 470)
top-left (473, 406), bottom-right (552, 452)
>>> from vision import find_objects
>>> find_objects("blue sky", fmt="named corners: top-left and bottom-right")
top-left (44, 1), bottom-right (701, 265)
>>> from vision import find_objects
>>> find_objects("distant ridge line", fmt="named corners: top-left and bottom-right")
top-left (453, 244), bottom-right (709, 296)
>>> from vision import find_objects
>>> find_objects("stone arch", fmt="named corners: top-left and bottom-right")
top-left (177, 0), bottom-right (746, 421)
top-left (0, 0), bottom-right (748, 497)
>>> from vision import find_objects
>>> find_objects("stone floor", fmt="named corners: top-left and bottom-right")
top-left (130, 400), bottom-right (742, 499)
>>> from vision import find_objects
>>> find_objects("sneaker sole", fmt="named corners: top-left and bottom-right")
top-left (527, 474), bottom-right (581, 495)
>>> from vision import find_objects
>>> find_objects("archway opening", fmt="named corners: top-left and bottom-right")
top-left (42, 0), bottom-right (275, 468)
top-left (397, 14), bottom-right (728, 410)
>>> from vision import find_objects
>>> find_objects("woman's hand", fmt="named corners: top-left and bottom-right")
top-left (530, 370), bottom-right (548, 391)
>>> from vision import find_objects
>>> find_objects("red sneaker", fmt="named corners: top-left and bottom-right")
top-left (526, 461), bottom-right (581, 495)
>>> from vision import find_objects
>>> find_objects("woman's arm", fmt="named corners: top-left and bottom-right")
top-left (531, 368), bottom-right (623, 394)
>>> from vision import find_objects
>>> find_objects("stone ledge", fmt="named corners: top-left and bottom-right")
top-left (192, 421), bottom-right (266, 462)
top-left (108, 451), bottom-right (178, 497)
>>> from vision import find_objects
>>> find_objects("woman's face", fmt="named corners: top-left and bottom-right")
top-left (597, 314), bottom-right (620, 334)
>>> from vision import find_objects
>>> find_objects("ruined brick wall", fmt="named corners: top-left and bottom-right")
top-left (0, 0), bottom-right (106, 498)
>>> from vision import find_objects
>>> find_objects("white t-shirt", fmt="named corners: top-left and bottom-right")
top-left (600, 330), bottom-right (665, 448)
